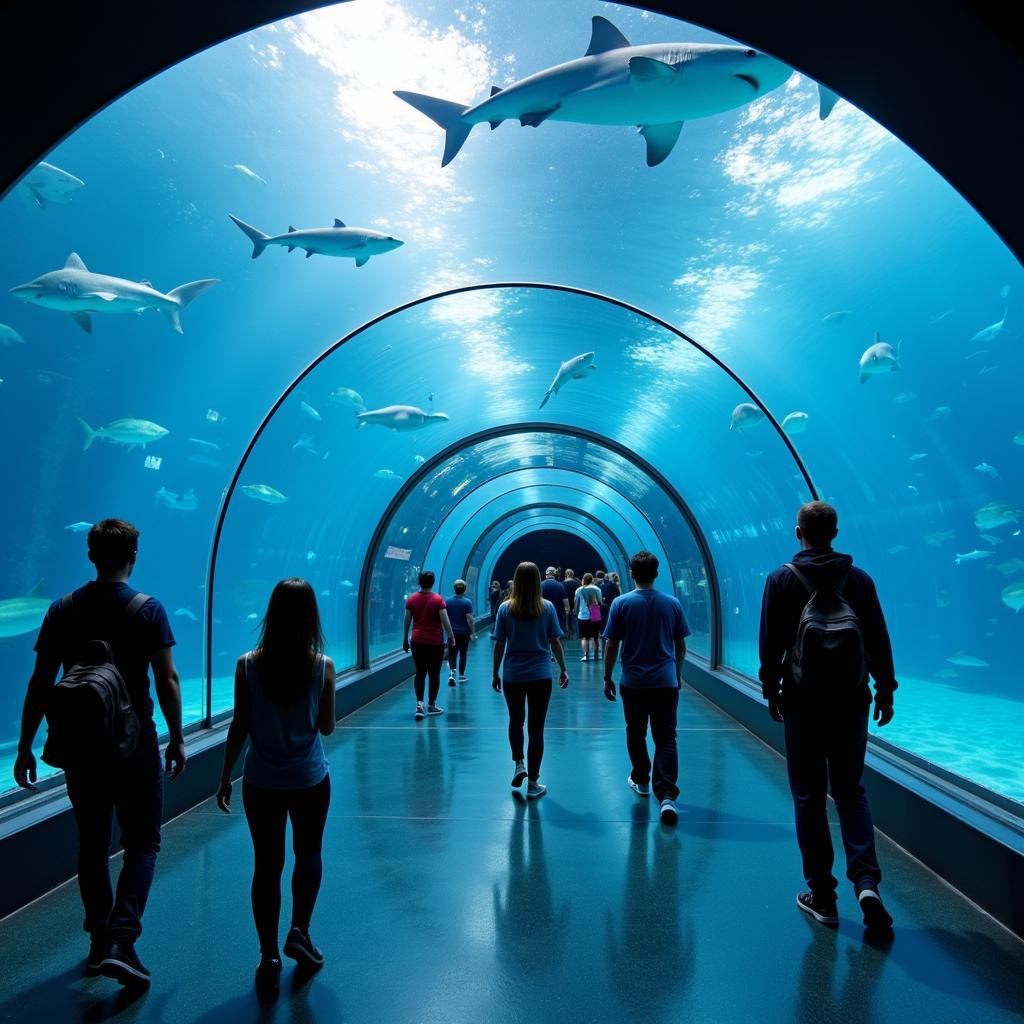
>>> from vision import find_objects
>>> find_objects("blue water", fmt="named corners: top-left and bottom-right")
top-left (0, 2), bottom-right (1020, 800)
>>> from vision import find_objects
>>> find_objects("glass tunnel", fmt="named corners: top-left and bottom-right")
top-left (0, 0), bottom-right (1021, 820)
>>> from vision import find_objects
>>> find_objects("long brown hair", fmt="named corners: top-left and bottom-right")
top-left (253, 578), bottom-right (325, 703)
top-left (506, 562), bottom-right (544, 620)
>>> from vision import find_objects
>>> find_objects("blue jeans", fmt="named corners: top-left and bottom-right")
top-left (65, 731), bottom-right (163, 941)
top-left (783, 702), bottom-right (881, 895)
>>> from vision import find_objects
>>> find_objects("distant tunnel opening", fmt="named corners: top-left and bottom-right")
top-left (492, 530), bottom-right (605, 588)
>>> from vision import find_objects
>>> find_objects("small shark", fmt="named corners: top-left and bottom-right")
top-left (78, 417), bottom-right (169, 451)
top-left (0, 323), bottom-right (25, 345)
top-left (781, 411), bottom-right (809, 436)
top-left (64, 521), bottom-right (94, 533)
top-left (539, 352), bottom-right (597, 409)
top-left (822, 311), bottom-right (850, 324)
top-left (858, 333), bottom-right (901, 383)
top-left (397, 16), bottom-right (837, 167)
top-left (175, 607), bottom-right (198, 621)
top-left (229, 215), bottom-right (403, 268)
top-left (241, 483), bottom-right (288, 504)
top-left (729, 403), bottom-right (765, 432)
top-left (225, 163), bottom-right (267, 185)
top-left (356, 406), bottom-right (449, 431)
top-left (954, 549), bottom-right (993, 565)
top-left (0, 581), bottom-right (51, 638)
top-left (19, 161), bottom-right (85, 208)
top-left (10, 253), bottom-right (218, 334)
top-left (155, 486), bottom-right (198, 511)
top-left (328, 386), bottom-right (365, 410)
top-left (969, 308), bottom-right (1007, 344)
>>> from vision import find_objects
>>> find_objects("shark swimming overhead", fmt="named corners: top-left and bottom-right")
top-left (356, 405), bottom-right (449, 431)
top-left (18, 161), bottom-right (85, 208)
top-left (9, 253), bottom-right (218, 334)
top-left (229, 215), bottom-right (404, 267)
top-left (78, 417), bottom-right (169, 451)
top-left (539, 352), bottom-right (597, 409)
top-left (858, 333), bottom-right (901, 383)
top-left (396, 15), bottom-right (838, 168)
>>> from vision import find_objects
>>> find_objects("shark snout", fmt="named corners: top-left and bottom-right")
top-left (385, 236), bottom-right (404, 250)
top-left (9, 283), bottom-right (40, 302)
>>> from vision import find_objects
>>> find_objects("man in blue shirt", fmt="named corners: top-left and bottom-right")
top-left (541, 567), bottom-right (569, 660)
top-left (445, 579), bottom-right (475, 684)
top-left (602, 551), bottom-right (690, 825)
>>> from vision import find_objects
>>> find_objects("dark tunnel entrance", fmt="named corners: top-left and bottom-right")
top-left (492, 530), bottom-right (605, 589)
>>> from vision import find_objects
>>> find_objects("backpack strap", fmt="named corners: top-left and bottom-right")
top-left (784, 563), bottom-right (814, 594)
top-left (121, 592), bottom-right (151, 623)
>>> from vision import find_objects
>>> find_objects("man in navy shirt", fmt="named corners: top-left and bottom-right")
top-left (14, 519), bottom-right (186, 987)
top-left (445, 579), bottom-right (475, 684)
top-left (561, 569), bottom-right (581, 639)
top-left (541, 568), bottom-right (569, 656)
top-left (602, 551), bottom-right (689, 825)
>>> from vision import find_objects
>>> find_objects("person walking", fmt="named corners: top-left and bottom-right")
top-left (403, 571), bottom-right (456, 720)
top-left (562, 569), bottom-right (581, 640)
top-left (759, 501), bottom-right (897, 933)
top-left (602, 551), bottom-right (689, 825)
top-left (14, 519), bottom-right (185, 988)
top-left (492, 562), bottom-right (569, 799)
top-left (489, 580), bottom-right (503, 619)
top-left (541, 567), bottom-right (569, 661)
top-left (574, 573), bottom-right (604, 662)
top-left (445, 579), bottom-right (475, 684)
top-left (217, 579), bottom-right (335, 994)
top-left (599, 571), bottom-right (621, 658)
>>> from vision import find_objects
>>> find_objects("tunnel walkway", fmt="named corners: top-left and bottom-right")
top-left (0, 638), bottom-right (1022, 1023)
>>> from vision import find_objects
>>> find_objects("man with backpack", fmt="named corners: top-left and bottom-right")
top-left (13, 519), bottom-right (186, 986)
top-left (759, 501), bottom-right (897, 933)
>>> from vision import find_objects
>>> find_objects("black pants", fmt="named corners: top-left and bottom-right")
top-left (447, 634), bottom-right (470, 675)
top-left (783, 702), bottom-right (881, 896)
top-left (242, 774), bottom-right (331, 956)
top-left (502, 679), bottom-right (553, 780)
top-left (411, 642), bottom-right (445, 704)
top-left (620, 686), bottom-right (680, 802)
top-left (65, 732), bottom-right (163, 943)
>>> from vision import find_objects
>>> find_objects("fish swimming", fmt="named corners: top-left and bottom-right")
top-left (781, 411), bottom-right (809, 436)
top-left (909, 453), bottom-right (928, 462)
top-left (974, 462), bottom-right (1000, 479)
top-left (301, 401), bottom-right (321, 422)
top-left (858, 333), bottom-right (901, 383)
top-left (539, 351), bottom-right (597, 409)
top-left (340, 580), bottom-right (354, 589)
top-left (18, 161), bottom-right (85, 208)
top-left (240, 483), bottom-right (287, 504)
top-left (187, 454), bottom-right (222, 468)
top-left (374, 469), bottom-right (402, 480)
top-left (887, 544), bottom-right (908, 555)
top-left (946, 652), bottom-right (988, 668)
top-left (225, 163), bottom-right (267, 185)
top-left (729, 403), bottom-right (765, 433)
top-left (397, 16), bottom-right (835, 168)
top-left (64, 521), bottom-right (94, 533)
top-left (9, 253), bottom-right (218, 334)
top-left (328, 386), bottom-right (365, 410)
top-left (1001, 582), bottom-right (1024, 613)
top-left (356, 406), bottom-right (449, 432)
top-left (822, 311), bottom-right (850, 324)
top-left (923, 530), bottom-right (954, 547)
top-left (893, 392), bottom-right (917, 404)
top-left (187, 438), bottom-right (220, 452)
top-left (969, 308), bottom-right (1007, 344)
top-left (990, 557), bottom-right (1024, 577)
top-left (979, 534), bottom-right (1001, 546)
top-left (155, 486), bottom-right (198, 511)
top-left (954, 549), bottom-right (994, 565)
top-left (78, 417), bottom-right (169, 451)
top-left (0, 581), bottom-right (51, 638)
top-left (974, 502), bottom-right (1020, 531)
top-left (292, 435), bottom-right (320, 455)
top-left (174, 607), bottom-right (198, 621)
top-left (934, 668), bottom-right (959, 680)
top-left (229, 215), bottom-right (403, 268)
top-left (927, 405), bottom-right (952, 422)
top-left (0, 324), bottom-right (25, 345)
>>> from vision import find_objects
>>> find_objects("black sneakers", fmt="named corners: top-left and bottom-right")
top-left (255, 955), bottom-right (282, 995)
top-left (86, 936), bottom-right (107, 976)
top-left (284, 927), bottom-right (325, 968)
top-left (100, 939), bottom-right (151, 987)
top-left (858, 889), bottom-right (894, 932)
top-left (796, 891), bottom-right (839, 926)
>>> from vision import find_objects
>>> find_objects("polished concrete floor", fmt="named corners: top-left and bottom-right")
top-left (0, 639), bottom-right (1022, 1023)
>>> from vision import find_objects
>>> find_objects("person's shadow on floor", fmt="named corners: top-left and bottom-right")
top-left (190, 962), bottom-right (343, 1024)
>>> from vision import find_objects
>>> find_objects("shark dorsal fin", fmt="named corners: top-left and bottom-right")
top-left (630, 56), bottom-right (679, 83)
top-left (140, 279), bottom-right (152, 287)
top-left (490, 85), bottom-right (503, 97)
top-left (334, 218), bottom-right (346, 228)
top-left (27, 579), bottom-right (47, 598)
top-left (287, 225), bottom-right (296, 233)
top-left (64, 252), bottom-right (87, 271)
top-left (585, 15), bottom-right (631, 56)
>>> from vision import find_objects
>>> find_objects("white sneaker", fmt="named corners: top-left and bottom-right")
top-left (526, 780), bottom-right (547, 800)
top-left (659, 798), bottom-right (679, 824)
top-left (581, 656), bottom-right (589, 662)
top-left (458, 674), bottom-right (467, 683)
top-left (426, 704), bottom-right (444, 716)
top-left (628, 775), bottom-right (651, 797)
top-left (414, 703), bottom-right (425, 721)
top-left (511, 760), bottom-right (527, 787)
top-left (448, 673), bottom-right (456, 687)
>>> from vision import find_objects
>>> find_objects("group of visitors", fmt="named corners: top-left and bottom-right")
top-left (10, 499), bottom-right (897, 1000)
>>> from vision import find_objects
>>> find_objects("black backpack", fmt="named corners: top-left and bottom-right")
top-left (41, 592), bottom-right (149, 769)
top-left (785, 564), bottom-right (867, 689)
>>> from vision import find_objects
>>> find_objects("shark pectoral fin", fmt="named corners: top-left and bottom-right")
top-left (639, 122), bottom-right (684, 166)
top-left (817, 84), bottom-right (841, 120)
top-left (519, 105), bottom-right (559, 128)
top-left (585, 15), bottom-right (631, 56)
top-left (334, 218), bottom-right (346, 228)
top-left (489, 119), bottom-right (502, 130)
top-left (305, 250), bottom-right (314, 258)
top-left (64, 252), bottom-right (88, 271)
top-left (287, 246), bottom-right (295, 253)
top-left (629, 56), bottom-right (679, 84)
top-left (81, 290), bottom-right (118, 302)
top-left (355, 256), bottom-right (370, 268)
top-left (71, 311), bottom-right (92, 334)
top-left (30, 186), bottom-right (46, 208)
top-left (859, 372), bottom-right (869, 384)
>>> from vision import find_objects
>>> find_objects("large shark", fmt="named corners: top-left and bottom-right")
top-left (0, 581), bottom-right (51, 639)
top-left (229, 215), bottom-right (404, 267)
top-left (396, 16), bottom-right (839, 167)
top-left (9, 253), bottom-right (218, 334)
top-left (539, 352), bottom-right (597, 409)
top-left (356, 405), bottom-right (450, 431)
top-left (78, 417), bottom-right (169, 451)
top-left (19, 161), bottom-right (85, 208)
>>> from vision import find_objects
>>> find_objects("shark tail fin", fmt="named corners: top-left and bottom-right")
top-left (228, 214), bottom-right (270, 259)
top-left (817, 84), bottom-right (841, 120)
top-left (77, 416), bottom-right (97, 451)
top-left (164, 279), bottom-right (219, 335)
top-left (539, 390), bottom-right (554, 410)
top-left (394, 91), bottom-right (472, 166)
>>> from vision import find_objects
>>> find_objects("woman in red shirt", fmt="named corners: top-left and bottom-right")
top-left (403, 571), bottom-right (456, 720)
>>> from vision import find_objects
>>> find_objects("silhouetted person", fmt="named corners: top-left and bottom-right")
top-left (562, 569), bottom-right (580, 639)
top-left (402, 571), bottom-right (456, 720)
top-left (599, 571), bottom-right (621, 657)
top-left (759, 501), bottom-right (896, 933)
top-left (492, 562), bottom-right (568, 798)
top-left (217, 579), bottom-right (336, 996)
top-left (489, 580), bottom-right (503, 619)
top-left (14, 519), bottom-right (185, 987)
top-left (603, 551), bottom-right (689, 825)
top-left (541, 566), bottom-right (569, 658)
top-left (445, 578), bottom-right (475, 684)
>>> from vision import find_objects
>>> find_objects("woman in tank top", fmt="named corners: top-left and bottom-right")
top-left (216, 578), bottom-right (336, 996)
